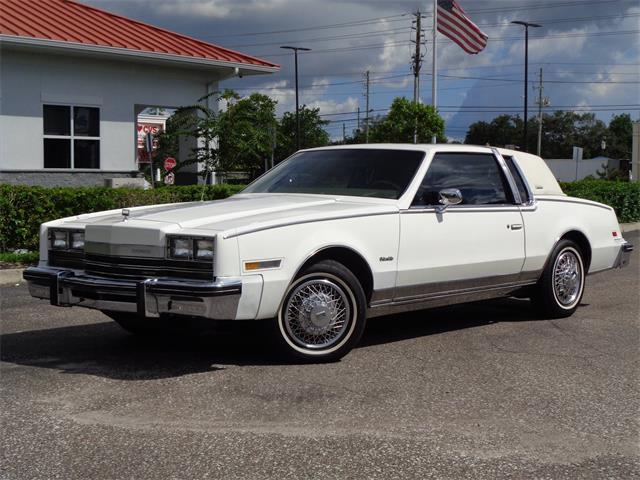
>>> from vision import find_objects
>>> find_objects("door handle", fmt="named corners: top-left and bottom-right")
top-left (510, 224), bottom-right (523, 230)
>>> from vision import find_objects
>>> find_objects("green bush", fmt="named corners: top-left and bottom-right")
top-left (0, 251), bottom-right (39, 264)
top-left (560, 180), bottom-right (640, 223)
top-left (1, 181), bottom-right (638, 252)
top-left (0, 184), bottom-right (244, 252)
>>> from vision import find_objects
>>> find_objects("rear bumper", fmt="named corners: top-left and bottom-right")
top-left (613, 242), bottom-right (633, 269)
top-left (23, 266), bottom-right (242, 319)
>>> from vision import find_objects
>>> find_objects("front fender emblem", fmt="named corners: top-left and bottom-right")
top-left (379, 256), bottom-right (394, 262)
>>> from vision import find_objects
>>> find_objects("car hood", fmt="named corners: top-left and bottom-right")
top-left (66, 193), bottom-right (398, 243)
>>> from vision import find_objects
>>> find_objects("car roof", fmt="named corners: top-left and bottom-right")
top-left (303, 143), bottom-right (494, 154)
top-left (302, 144), bottom-right (565, 197)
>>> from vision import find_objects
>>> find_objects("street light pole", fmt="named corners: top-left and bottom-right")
top-left (280, 46), bottom-right (311, 151)
top-left (511, 21), bottom-right (541, 152)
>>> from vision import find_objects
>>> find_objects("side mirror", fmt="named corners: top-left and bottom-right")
top-left (435, 188), bottom-right (463, 213)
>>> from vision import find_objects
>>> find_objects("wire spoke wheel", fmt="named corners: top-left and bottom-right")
top-left (552, 249), bottom-right (583, 307)
top-left (284, 278), bottom-right (352, 350)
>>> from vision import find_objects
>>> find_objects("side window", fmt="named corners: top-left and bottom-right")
top-left (412, 152), bottom-right (514, 206)
top-left (503, 155), bottom-right (531, 204)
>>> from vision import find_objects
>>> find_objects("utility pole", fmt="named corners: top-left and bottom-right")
top-left (412, 10), bottom-right (423, 104)
top-left (364, 70), bottom-right (370, 143)
top-left (511, 21), bottom-right (542, 152)
top-left (280, 45), bottom-right (311, 151)
top-left (411, 10), bottom-right (424, 144)
top-left (357, 107), bottom-right (360, 132)
top-left (342, 123), bottom-right (346, 144)
top-left (534, 67), bottom-right (550, 157)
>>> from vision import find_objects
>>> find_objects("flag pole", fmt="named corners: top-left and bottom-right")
top-left (431, 0), bottom-right (438, 143)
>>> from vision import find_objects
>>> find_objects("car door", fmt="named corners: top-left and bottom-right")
top-left (395, 151), bottom-right (526, 301)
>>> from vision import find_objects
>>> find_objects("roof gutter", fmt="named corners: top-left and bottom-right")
top-left (0, 35), bottom-right (279, 74)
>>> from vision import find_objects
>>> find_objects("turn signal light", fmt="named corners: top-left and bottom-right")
top-left (244, 260), bottom-right (282, 271)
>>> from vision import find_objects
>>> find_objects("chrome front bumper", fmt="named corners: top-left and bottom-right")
top-left (613, 242), bottom-right (633, 269)
top-left (23, 266), bottom-right (242, 320)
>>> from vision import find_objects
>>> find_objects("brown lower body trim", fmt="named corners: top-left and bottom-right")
top-left (368, 270), bottom-right (541, 319)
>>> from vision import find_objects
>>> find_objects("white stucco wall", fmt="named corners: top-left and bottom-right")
top-left (0, 47), bottom-right (219, 172)
top-left (544, 158), bottom-right (619, 182)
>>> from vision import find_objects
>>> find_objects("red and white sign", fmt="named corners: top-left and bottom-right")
top-left (137, 123), bottom-right (162, 148)
top-left (164, 172), bottom-right (175, 185)
top-left (164, 157), bottom-right (176, 171)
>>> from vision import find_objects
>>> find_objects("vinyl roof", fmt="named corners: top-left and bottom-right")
top-left (0, 0), bottom-right (279, 71)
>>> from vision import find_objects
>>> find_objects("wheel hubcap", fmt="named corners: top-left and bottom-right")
top-left (553, 249), bottom-right (582, 306)
top-left (284, 278), bottom-right (351, 349)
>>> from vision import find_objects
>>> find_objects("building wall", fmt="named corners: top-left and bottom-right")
top-left (544, 158), bottom-right (619, 182)
top-left (0, 47), bottom-right (218, 185)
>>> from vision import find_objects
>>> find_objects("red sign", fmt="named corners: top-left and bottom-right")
top-left (164, 157), bottom-right (177, 171)
top-left (137, 123), bottom-right (162, 148)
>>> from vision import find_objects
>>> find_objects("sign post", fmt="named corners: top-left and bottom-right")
top-left (145, 132), bottom-right (155, 188)
top-left (573, 146), bottom-right (583, 181)
top-left (163, 157), bottom-right (176, 185)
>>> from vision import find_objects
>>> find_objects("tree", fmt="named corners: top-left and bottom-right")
top-left (218, 92), bottom-right (277, 175)
top-left (276, 106), bottom-right (330, 162)
top-left (607, 113), bottom-right (633, 160)
top-left (154, 89), bottom-right (277, 180)
top-left (464, 111), bottom-right (614, 158)
top-left (464, 114), bottom-right (520, 147)
top-left (368, 97), bottom-right (445, 144)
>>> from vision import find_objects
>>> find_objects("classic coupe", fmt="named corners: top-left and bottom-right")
top-left (24, 145), bottom-right (633, 361)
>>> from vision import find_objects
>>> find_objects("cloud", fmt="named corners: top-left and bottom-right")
top-left (85, 0), bottom-right (640, 139)
top-left (154, 0), bottom-right (290, 19)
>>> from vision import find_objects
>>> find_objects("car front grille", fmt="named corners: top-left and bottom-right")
top-left (49, 250), bottom-right (85, 269)
top-left (84, 253), bottom-right (214, 281)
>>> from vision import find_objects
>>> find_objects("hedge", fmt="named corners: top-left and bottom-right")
top-left (560, 180), bottom-right (640, 224)
top-left (0, 184), bottom-right (244, 252)
top-left (1, 180), bottom-right (638, 252)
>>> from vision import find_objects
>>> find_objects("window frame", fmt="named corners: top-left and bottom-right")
top-left (501, 153), bottom-right (535, 206)
top-left (43, 103), bottom-right (101, 170)
top-left (410, 150), bottom-right (520, 209)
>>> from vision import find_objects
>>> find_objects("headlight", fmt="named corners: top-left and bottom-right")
top-left (71, 231), bottom-right (85, 250)
top-left (50, 230), bottom-right (69, 250)
top-left (167, 236), bottom-right (214, 261)
top-left (169, 237), bottom-right (193, 259)
top-left (195, 239), bottom-right (214, 260)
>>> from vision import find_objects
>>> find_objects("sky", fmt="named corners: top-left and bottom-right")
top-left (84, 0), bottom-right (639, 141)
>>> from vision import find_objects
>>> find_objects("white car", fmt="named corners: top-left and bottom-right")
top-left (24, 144), bottom-right (633, 361)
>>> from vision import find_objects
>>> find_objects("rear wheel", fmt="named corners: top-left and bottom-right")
top-left (531, 240), bottom-right (586, 318)
top-left (274, 260), bottom-right (367, 362)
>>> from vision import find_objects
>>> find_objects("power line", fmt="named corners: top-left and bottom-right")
top-left (224, 27), bottom-right (412, 48)
top-left (198, 14), bottom-right (408, 38)
top-left (251, 28), bottom-right (638, 57)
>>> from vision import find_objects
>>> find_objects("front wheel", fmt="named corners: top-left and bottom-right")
top-left (531, 240), bottom-right (586, 318)
top-left (274, 260), bottom-right (367, 362)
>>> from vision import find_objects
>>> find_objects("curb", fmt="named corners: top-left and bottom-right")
top-left (0, 268), bottom-right (25, 286)
top-left (621, 222), bottom-right (640, 233)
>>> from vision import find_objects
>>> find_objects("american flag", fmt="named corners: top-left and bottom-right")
top-left (437, 0), bottom-right (488, 54)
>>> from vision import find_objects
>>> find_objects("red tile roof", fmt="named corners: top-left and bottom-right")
top-left (0, 0), bottom-right (278, 70)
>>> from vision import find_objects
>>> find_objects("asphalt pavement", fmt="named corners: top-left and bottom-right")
top-left (1, 232), bottom-right (638, 479)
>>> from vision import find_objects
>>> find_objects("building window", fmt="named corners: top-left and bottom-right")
top-left (43, 105), bottom-right (100, 169)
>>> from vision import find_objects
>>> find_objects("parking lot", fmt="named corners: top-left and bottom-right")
top-left (1, 232), bottom-right (638, 479)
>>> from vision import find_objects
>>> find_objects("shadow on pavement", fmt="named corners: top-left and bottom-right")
top-left (1, 297), bottom-right (545, 380)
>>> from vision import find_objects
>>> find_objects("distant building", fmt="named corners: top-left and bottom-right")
top-left (0, 0), bottom-right (278, 186)
top-left (544, 156), bottom-right (621, 182)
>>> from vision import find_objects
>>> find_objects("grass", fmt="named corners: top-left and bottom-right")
top-left (0, 251), bottom-right (39, 264)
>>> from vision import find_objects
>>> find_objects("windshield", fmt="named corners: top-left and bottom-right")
top-left (242, 149), bottom-right (424, 199)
